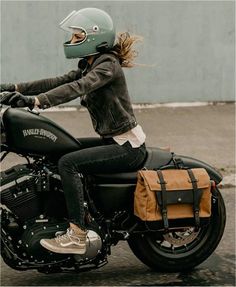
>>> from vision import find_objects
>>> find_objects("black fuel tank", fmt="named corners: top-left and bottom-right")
top-left (2, 108), bottom-right (81, 156)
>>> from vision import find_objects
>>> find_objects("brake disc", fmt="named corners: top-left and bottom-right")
top-left (163, 227), bottom-right (201, 246)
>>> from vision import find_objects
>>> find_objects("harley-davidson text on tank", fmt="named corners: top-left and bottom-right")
top-left (22, 128), bottom-right (58, 142)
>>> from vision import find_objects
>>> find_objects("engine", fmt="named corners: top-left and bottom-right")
top-left (0, 163), bottom-right (69, 221)
top-left (1, 163), bottom-right (104, 267)
top-left (1, 164), bottom-right (42, 221)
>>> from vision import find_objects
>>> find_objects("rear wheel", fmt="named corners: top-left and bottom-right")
top-left (128, 189), bottom-right (226, 272)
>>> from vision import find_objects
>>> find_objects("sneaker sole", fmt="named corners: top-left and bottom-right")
top-left (40, 239), bottom-right (86, 255)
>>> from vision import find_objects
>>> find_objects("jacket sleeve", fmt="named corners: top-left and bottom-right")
top-left (37, 59), bottom-right (117, 109)
top-left (17, 69), bottom-right (82, 95)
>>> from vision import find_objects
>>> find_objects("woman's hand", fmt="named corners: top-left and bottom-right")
top-left (0, 92), bottom-right (16, 105)
top-left (9, 92), bottom-right (36, 109)
top-left (0, 83), bottom-right (16, 92)
top-left (0, 91), bottom-right (37, 109)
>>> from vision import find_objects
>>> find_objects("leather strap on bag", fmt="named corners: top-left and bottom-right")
top-left (156, 170), bottom-right (169, 231)
top-left (187, 169), bottom-right (200, 229)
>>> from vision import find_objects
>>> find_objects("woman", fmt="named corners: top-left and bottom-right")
top-left (0, 8), bottom-right (146, 255)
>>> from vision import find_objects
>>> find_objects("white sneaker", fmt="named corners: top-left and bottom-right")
top-left (40, 228), bottom-right (87, 255)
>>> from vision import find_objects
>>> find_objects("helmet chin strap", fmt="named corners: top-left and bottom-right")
top-left (96, 42), bottom-right (110, 53)
top-left (78, 58), bottom-right (89, 73)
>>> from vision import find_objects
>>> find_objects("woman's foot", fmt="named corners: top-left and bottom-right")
top-left (40, 225), bottom-right (87, 255)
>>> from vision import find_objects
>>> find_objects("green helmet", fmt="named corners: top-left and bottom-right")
top-left (59, 8), bottom-right (116, 59)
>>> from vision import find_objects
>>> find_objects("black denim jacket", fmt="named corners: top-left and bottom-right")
top-left (17, 53), bottom-right (137, 137)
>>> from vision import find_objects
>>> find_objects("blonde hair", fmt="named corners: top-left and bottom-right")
top-left (111, 32), bottom-right (142, 68)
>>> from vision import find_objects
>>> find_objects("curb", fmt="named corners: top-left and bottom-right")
top-left (220, 174), bottom-right (236, 188)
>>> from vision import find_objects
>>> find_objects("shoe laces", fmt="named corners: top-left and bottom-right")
top-left (55, 228), bottom-right (80, 244)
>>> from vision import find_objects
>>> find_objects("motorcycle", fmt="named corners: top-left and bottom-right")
top-left (0, 104), bottom-right (226, 274)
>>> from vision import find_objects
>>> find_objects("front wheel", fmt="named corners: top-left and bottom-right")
top-left (128, 189), bottom-right (226, 272)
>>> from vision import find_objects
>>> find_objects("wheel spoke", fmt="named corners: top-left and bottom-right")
top-left (146, 225), bottom-right (208, 257)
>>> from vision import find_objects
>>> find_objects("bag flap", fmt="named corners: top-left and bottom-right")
top-left (156, 189), bottom-right (204, 205)
top-left (139, 168), bottom-right (210, 191)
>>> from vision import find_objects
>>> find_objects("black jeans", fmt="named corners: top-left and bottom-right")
top-left (58, 137), bottom-right (147, 230)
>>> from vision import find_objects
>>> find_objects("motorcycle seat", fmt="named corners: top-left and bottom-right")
top-left (92, 147), bottom-right (173, 184)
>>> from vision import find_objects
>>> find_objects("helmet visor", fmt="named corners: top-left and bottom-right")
top-left (59, 10), bottom-right (77, 30)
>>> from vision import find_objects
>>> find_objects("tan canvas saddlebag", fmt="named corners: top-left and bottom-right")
top-left (134, 168), bottom-right (212, 230)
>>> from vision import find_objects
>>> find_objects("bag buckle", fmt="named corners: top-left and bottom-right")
top-left (173, 157), bottom-right (185, 169)
top-left (162, 209), bottom-right (169, 231)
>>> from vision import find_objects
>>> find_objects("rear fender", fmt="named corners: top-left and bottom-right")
top-left (175, 155), bottom-right (223, 184)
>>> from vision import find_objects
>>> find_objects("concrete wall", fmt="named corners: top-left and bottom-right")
top-left (1, 0), bottom-right (235, 104)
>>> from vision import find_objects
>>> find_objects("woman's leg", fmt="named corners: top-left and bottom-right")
top-left (40, 137), bottom-right (106, 254)
top-left (40, 140), bottom-right (146, 254)
top-left (58, 137), bottom-right (106, 230)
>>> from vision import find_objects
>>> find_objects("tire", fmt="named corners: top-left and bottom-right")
top-left (128, 188), bottom-right (226, 272)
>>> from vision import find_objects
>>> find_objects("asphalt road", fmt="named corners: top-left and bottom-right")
top-left (0, 104), bottom-right (235, 286)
